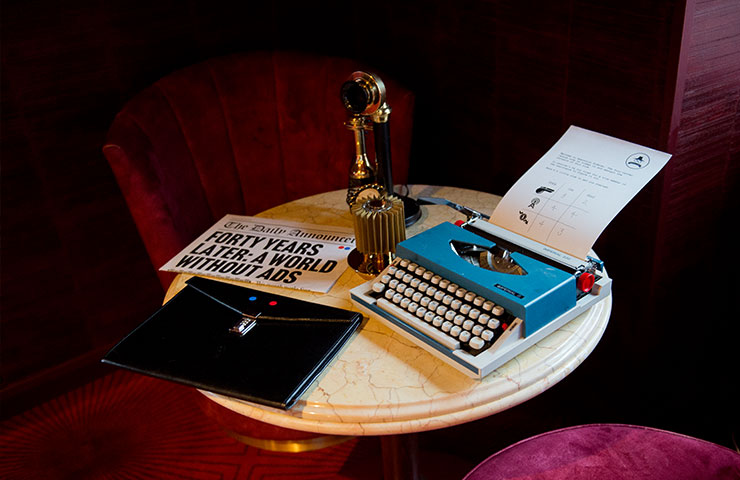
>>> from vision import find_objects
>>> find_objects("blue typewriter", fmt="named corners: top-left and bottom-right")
top-left (350, 217), bottom-right (612, 378)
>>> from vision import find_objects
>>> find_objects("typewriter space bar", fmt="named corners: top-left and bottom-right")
top-left (376, 299), bottom-right (461, 350)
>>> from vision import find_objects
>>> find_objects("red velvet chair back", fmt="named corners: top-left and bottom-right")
top-left (104, 51), bottom-right (414, 289)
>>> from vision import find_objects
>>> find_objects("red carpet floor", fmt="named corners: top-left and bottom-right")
top-left (0, 370), bottom-right (386, 480)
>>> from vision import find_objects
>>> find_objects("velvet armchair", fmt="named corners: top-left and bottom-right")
top-left (104, 51), bottom-right (415, 290)
top-left (101, 51), bottom-right (414, 451)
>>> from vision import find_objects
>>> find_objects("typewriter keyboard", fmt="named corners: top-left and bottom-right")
top-left (368, 257), bottom-right (515, 355)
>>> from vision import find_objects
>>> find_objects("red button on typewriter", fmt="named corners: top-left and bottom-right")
top-left (577, 272), bottom-right (595, 293)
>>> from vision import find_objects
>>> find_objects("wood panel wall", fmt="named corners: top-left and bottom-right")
top-left (2, 0), bottom-right (737, 448)
top-left (643, 0), bottom-right (740, 444)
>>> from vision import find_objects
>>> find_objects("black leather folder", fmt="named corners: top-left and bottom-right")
top-left (102, 277), bottom-right (362, 409)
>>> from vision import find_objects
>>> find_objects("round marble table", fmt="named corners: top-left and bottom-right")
top-left (165, 185), bottom-right (612, 476)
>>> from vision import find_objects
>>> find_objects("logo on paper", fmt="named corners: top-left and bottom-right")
top-left (625, 153), bottom-right (650, 170)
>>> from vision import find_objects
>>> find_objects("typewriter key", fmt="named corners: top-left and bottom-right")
top-left (469, 337), bottom-right (485, 350)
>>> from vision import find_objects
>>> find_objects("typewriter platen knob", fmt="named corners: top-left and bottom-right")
top-left (577, 272), bottom-right (595, 293)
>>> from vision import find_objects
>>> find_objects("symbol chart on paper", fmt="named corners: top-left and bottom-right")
top-left (518, 183), bottom-right (596, 256)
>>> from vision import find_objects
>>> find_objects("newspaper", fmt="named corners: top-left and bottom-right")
top-left (161, 215), bottom-right (355, 293)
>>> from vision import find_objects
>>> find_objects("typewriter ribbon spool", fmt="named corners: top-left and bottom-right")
top-left (348, 195), bottom-right (406, 276)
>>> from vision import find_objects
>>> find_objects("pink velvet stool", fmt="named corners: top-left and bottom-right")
top-left (463, 424), bottom-right (740, 480)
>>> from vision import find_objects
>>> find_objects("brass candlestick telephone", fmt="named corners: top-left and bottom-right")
top-left (340, 71), bottom-right (421, 226)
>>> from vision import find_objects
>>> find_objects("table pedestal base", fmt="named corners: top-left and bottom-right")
top-left (225, 428), bottom-right (354, 453)
top-left (381, 433), bottom-right (420, 480)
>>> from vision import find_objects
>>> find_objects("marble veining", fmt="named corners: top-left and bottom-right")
top-left (164, 186), bottom-right (611, 436)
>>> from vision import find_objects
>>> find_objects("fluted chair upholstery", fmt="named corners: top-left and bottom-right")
top-left (101, 51), bottom-right (414, 450)
top-left (104, 51), bottom-right (414, 289)
top-left (463, 424), bottom-right (740, 480)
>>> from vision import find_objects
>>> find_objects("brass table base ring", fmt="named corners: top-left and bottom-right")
top-left (223, 427), bottom-right (355, 453)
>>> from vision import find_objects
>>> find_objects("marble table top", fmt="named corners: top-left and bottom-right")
top-left (165, 185), bottom-right (612, 436)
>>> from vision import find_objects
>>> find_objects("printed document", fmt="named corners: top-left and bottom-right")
top-left (490, 126), bottom-right (671, 259)
top-left (161, 215), bottom-right (355, 293)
